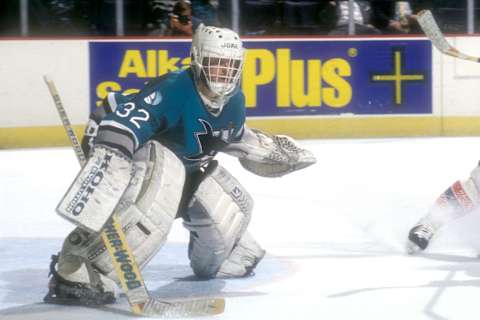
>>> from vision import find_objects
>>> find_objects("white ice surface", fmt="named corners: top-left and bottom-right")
top-left (3, 137), bottom-right (480, 319)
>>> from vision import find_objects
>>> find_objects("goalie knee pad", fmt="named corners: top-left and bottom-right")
top-left (56, 141), bottom-right (185, 283)
top-left (183, 165), bottom-right (253, 279)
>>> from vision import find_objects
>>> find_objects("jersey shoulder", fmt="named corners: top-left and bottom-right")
top-left (135, 69), bottom-right (195, 106)
top-left (228, 89), bottom-right (245, 107)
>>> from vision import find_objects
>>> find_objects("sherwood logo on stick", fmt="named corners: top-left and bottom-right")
top-left (103, 223), bottom-right (142, 290)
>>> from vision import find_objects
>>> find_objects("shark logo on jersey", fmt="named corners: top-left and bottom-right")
top-left (185, 119), bottom-right (235, 162)
top-left (144, 91), bottom-right (162, 106)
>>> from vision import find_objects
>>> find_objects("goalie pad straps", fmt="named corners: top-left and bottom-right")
top-left (56, 146), bottom-right (133, 233)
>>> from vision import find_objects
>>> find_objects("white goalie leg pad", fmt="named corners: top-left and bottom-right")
top-left (183, 165), bottom-right (254, 279)
top-left (93, 141), bottom-right (185, 280)
top-left (216, 231), bottom-right (266, 278)
top-left (57, 141), bottom-right (185, 284)
top-left (56, 146), bottom-right (133, 233)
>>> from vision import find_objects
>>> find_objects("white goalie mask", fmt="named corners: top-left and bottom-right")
top-left (190, 24), bottom-right (244, 113)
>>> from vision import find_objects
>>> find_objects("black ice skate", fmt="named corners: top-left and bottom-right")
top-left (407, 224), bottom-right (435, 254)
top-left (44, 254), bottom-right (115, 306)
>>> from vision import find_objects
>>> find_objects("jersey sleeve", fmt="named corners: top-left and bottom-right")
top-left (81, 92), bottom-right (132, 156)
top-left (94, 78), bottom-right (181, 158)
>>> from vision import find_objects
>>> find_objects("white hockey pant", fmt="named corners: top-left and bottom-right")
top-left (57, 141), bottom-right (185, 288)
top-left (420, 164), bottom-right (480, 230)
top-left (183, 165), bottom-right (265, 279)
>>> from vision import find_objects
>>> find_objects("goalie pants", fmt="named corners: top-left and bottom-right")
top-left (56, 141), bottom-right (265, 288)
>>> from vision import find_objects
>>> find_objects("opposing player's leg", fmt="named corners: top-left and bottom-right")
top-left (45, 141), bottom-right (185, 305)
top-left (407, 165), bottom-right (480, 253)
top-left (183, 165), bottom-right (265, 279)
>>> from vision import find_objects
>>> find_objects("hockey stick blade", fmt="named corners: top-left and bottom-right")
top-left (141, 297), bottom-right (225, 318)
top-left (417, 10), bottom-right (480, 63)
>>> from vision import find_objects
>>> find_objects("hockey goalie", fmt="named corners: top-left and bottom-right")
top-left (44, 24), bottom-right (316, 306)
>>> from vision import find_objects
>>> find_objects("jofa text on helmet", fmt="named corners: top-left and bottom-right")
top-left (221, 43), bottom-right (239, 49)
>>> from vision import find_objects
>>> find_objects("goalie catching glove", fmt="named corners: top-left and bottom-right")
top-left (225, 127), bottom-right (316, 177)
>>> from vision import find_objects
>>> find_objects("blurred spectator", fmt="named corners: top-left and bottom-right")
top-left (370, 1), bottom-right (419, 34)
top-left (27, 0), bottom-right (94, 36)
top-left (216, 0), bottom-right (233, 29)
top-left (191, 0), bottom-right (219, 26)
top-left (241, 0), bottom-right (280, 35)
top-left (429, 0), bottom-right (472, 33)
top-left (328, 1), bottom-right (382, 35)
top-left (149, 0), bottom-right (201, 35)
top-left (2, 0), bottom-right (477, 37)
top-left (281, 1), bottom-right (323, 34)
top-left (91, 0), bottom-right (150, 36)
top-left (375, 0), bottom-right (474, 35)
top-left (144, 0), bottom-right (177, 35)
top-left (394, 1), bottom-right (418, 33)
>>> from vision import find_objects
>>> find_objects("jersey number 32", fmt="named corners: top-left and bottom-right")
top-left (116, 102), bottom-right (150, 129)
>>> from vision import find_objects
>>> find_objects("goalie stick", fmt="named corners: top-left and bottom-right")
top-left (417, 10), bottom-right (480, 63)
top-left (43, 75), bottom-right (225, 317)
